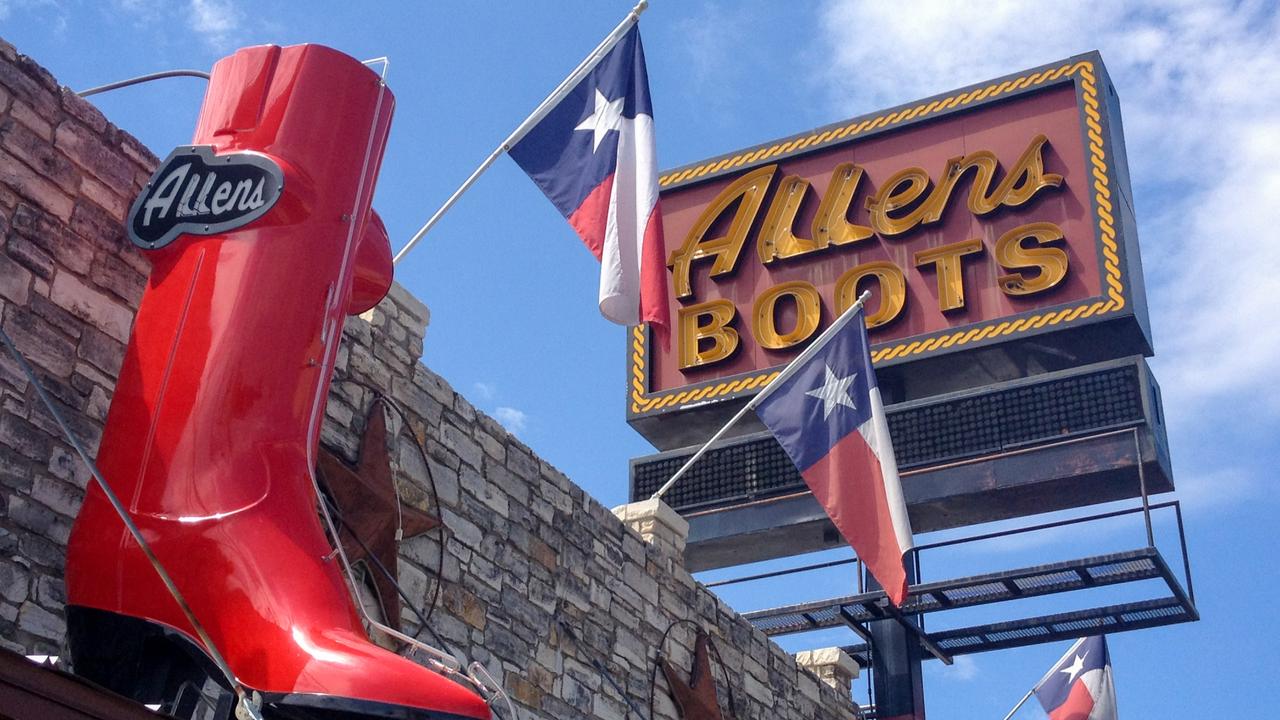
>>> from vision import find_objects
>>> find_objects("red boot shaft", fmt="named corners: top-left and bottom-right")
top-left (65, 44), bottom-right (489, 719)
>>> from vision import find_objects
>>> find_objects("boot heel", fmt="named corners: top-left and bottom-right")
top-left (67, 606), bottom-right (238, 720)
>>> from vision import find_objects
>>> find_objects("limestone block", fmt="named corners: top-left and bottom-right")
top-left (796, 646), bottom-right (861, 690)
top-left (612, 498), bottom-right (689, 560)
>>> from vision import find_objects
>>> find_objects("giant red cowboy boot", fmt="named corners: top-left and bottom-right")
top-left (64, 44), bottom-right (490, 720)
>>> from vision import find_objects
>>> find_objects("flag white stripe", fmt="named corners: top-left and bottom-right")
top-left (857, 386), bottom-right (914, 553)
top-left (599, 112), bottom-right (658, 325)
top-left (1034, 636), bottom-right (1090, 691)
top-left (1079, 665), bottom-right (1117, 720)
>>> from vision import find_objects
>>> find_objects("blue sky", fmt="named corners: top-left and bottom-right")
top-left (3, 1), bottom-right (1277, 717)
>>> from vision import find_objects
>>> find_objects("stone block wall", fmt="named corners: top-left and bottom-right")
top-left (330, 295), bottom-right (856, 720)
top-left (0, 37), bottom-right (154, 654)
top-left (0, 37), bottom-right (856, 720)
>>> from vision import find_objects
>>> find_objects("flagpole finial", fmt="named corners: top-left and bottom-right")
top-left (633, 0), bottom-right (649, 16)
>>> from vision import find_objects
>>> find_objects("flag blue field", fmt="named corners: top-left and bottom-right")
top-left (1034, 636), bottom-right (1116, 720)
top-left (754, 307), bottom-right (914, 604)
top-left (509, 25), bottom-right (668, 347)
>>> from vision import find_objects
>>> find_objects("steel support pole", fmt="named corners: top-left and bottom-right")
top-left (866, 565), bottom-right (926, 720)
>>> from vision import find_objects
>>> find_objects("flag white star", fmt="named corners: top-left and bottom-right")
top-left (805, 365), bottom-right (859, 420)
top-left (1060, 651), bottom-right (1088, 683)
top-left (574, 88), bottom-right (626, 153)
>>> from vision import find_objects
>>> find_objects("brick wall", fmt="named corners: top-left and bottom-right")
top-left (0, 37), bottom-right (855, 720)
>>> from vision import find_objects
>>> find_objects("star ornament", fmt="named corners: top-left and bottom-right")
top-left (575, 88), bottom-right (626, 152)
top-left (660, 632), bottom-right (726, 720)
top-left (1060, 651), bottom-right (1088, 683)
top-left (804, 364), bottom-right (859, 420)
top-left (317, 405), bottom-right (439, 630)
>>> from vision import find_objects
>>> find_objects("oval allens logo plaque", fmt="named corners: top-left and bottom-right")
top-left (127, 145), bottom-right (284, 249)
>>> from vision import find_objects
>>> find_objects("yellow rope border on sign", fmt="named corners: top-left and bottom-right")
top-left (631, 61), bottom-right (1124, 415)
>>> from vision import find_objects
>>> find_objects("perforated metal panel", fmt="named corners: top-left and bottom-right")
top-left (742, 549), bottom-right (1168, 636)
top-left (889, 364), bottom-right (1142, 467)
top-left (743, 548), bottom-right (1198, 664)
top-left (632, 360), bottom-right (1149, 511)
top-left (840, 596), bottom-right (1195, 664)
top-left (726, 501), bottom-right (1198, 665)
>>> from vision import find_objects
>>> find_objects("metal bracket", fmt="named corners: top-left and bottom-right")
top-left (885, 605), bottom-right (952, 666)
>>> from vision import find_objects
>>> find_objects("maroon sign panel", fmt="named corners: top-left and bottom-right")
top-left (629, 53), bottom-right (1147, 425)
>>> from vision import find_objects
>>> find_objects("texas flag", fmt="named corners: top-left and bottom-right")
top-left (754, 308), bottom-right (914, 604)
top-left (509, 26), bottom-right (669, 347)
top-left (1034, 636), bottom-right (1117, 720)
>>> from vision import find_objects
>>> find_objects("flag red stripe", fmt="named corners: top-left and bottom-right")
top-left (639, 200), bottom-right (669, 350)
top-left (1048, 680), bottom-right (1097, 720)
top-left (567, 174), bottom-right (614, 261)
top-left (802, 430), bottom-right (909, 604)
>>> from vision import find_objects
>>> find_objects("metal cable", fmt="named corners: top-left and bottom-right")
top-left (296, 74), bottom-right (482, 689)
top-left (333, 378), bottom-right (445, 623)
top-left (705, 635), bottom-right (739, 719)
top-left (317, 488), bottom-right (456, 662)
top-left (0, 326), bottom-right (262, 720)
top-left (76, 69), bottom-right (210, 97)
top-left (325, 380), bottom-right (516, 715)
top-left (553, 603), bottom-right (646, 720)
top-left (648, 618), bottom-right (738, 720)
top-left (649, 618), bottom-right (698, 720)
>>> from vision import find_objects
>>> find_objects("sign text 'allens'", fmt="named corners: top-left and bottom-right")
top-left (128, 145), bottom-right (284, 249)
top-left (669, 134), bottom-right (1068, 370)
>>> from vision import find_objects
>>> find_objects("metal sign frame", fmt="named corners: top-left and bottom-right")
top-left (628, 51), bottom-right (1149, 425)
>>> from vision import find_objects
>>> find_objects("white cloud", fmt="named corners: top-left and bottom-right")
top-left (940, 654), bottom-right (979, 682)
top-left (113, 0), bottom-right (163, 24)
top-left (674, 2), bottom-right (750, 105)
top-left (473, 381), bottom-right (497, 401)
top-left (3, 0), bottom-right (66, 31)
top-left (1167, 466), bottom-right (1257, 514)
top-left (188, 0), bottom-right (241, 47)
top-left (817, 1), bottom-right (1280, 507)
top-left (494, 406), bottom-right (528, 435)
top-left (114, 0), bottom-right (153, 13)
top-left (469, 384), bottom-right (525, 434)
